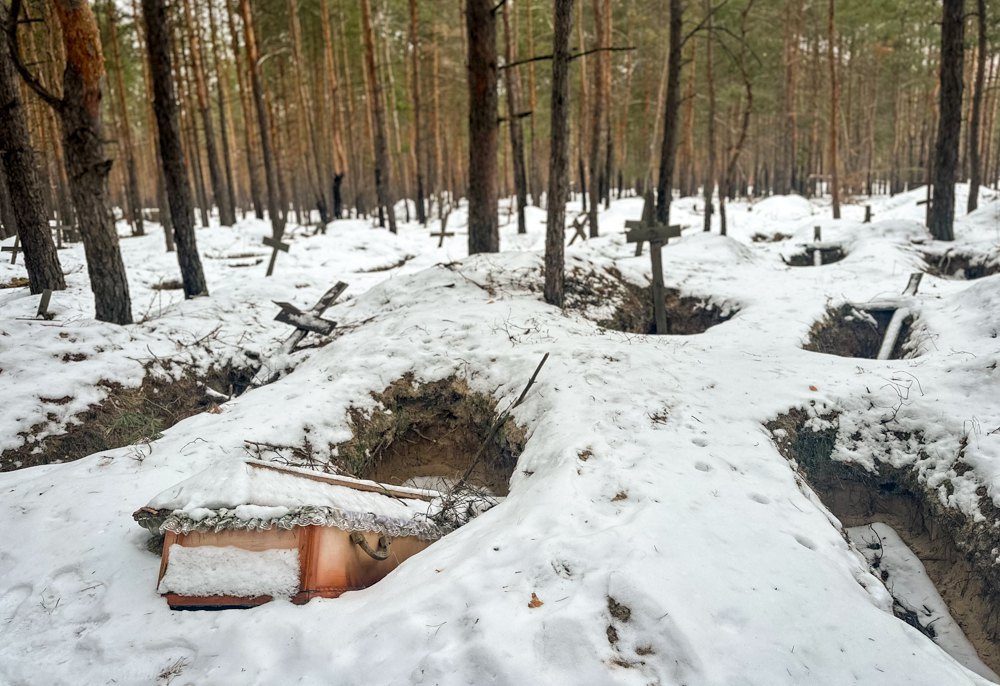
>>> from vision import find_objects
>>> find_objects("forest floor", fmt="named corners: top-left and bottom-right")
top-left (1, 187), bottom-right (999, 685)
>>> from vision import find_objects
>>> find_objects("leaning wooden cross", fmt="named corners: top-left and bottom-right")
top-left (430, 226), bottom-right (454, 248)
top-left (263, 234), bottom-right (290, 277)
top-left (274, 281), bottom-right (348, 354)
top-left (2, 234), bottom-right (20, 265)
top-left (625, 216), bottom-right (681, 335)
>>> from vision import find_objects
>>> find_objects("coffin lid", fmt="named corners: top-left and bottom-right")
top-left (133, 459), bottom-right (443, 541)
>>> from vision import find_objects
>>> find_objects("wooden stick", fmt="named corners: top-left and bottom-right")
top-left (246, 459), bottom-right (438, 502)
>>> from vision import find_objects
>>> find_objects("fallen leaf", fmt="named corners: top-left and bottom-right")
top-left (808, 385), bottom-right (818, 392)
top-left (528, 592), bottom-right (543, 609)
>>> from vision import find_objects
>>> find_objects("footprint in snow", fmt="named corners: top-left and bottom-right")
top-left (748, 493), bottom-right (770, 505)
top-left (691, 436), bottom-right (709, 447)
top-left (694, 461), bottom-right (713, 473)
top-left (793, 533), bottom-right (817, 551)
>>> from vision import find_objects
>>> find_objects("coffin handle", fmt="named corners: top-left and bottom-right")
top-left (350, 531), bottom-right (391, 561)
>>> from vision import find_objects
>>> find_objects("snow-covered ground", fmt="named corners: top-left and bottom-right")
top-left (1, 186), bottom-right (999, 685)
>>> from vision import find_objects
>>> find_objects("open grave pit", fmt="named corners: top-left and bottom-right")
top-left (767, 409), bottom-right (1000, 674)
top-left (924, 250), bottom-right (1000, 280)
top-left (334, 375), bottom-right (526, 516)
top-left (563, 266), bottom-right (738, 335)
top-left (783, 244), bottom-right (846, 267)
top-left (803, 304), bottom-right (920, 360)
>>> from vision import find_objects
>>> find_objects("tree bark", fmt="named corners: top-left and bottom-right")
top-left (361, 0), bottom-right (397, 232)
top-left (226, 0), bottom-right (263, 219)
top-left (239, 0), bottom-right (285, 236)
top-left (545, 0), bottom-right (573, 307)
top-left (409, 0), bottom-right (427, 225)
top-left (702, 0), bottom-right (716, 233)
top-left (206, 0), bottom-right (238, 220)
top-left (14, 0), bottom-right (133, 323)
top-left (827, 0), bottom-right (840, 219)
top-left (320, 0), bottom-right (347, 217)
top-left (466, 0), bottom-right (499, 253)
top-left (106, 1), bottom-right (144, 236)
top-left (587, 0), bottom-right (607, 237)
top-left (0, 6), bottom-right (65, 293)
top-left (968, 0), bottom-right (987, 213)
top-left (502, 1), bottom-right (527, 235)
top-left (655, 0), bottom-right (683, 224)
top-left (142, 0), bottom-right (208, 298)
top-left (929, 0), bottom-right (965, 241)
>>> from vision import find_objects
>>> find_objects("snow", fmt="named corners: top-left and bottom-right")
top-left (157, 545), bottom-right (300, 599)
top-left (147, 458), bottom-right (437, 522)
top-left (1, 188), bottom-right (999, 684)
top-left (847, 523), bottom-right (999, 682)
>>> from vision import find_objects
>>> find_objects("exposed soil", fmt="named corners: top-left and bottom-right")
top-left (335, 375), bottom-right (526, 496)
top-left (0, 277), bottom-right (29, 289)
top-left (751, 232), bottom-right (793, 243)
top-left (0, 362), bottom-right (251, 471)
top-left (783, 245), bottom-right (846, 266)
top-left (151, 279), bottom-right (185, 291)
top-left (924, 250), bottom-right (1000, 280)
top-left (767, 409), bottom-right (1000, 673)
top-left (803, 304), bottom-right (917, 359)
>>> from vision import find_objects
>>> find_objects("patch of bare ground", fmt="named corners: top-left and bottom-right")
top-left (0, 277), bottom-right (29, 289)
top-left (924, 250), bottom-right (1000, 280)
top-left (0, 362), bottom-right (253, 472)
top-left (767, 409), bottom-right (1000, 673)
top-left (562, 266), bottom-right (737, 335)
top-left (782, 245), bottom-right (846, 266)
top-left (335, 375), bottom-right (526, 496)
top-left (803, 304), bottom-right (918, 359)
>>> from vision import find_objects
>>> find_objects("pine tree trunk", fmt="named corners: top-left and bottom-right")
top-left (320, 0), bottom-right (347, 216)
top-left (545, 0), bottom-right (573, 307)
top-left (226, 0), bottom-right (263, 219)
top-left (0, 7), bottom-right (65, 293)
top-left (361, 0), bottom-right (397, 232)
top-left (47, 0), bottom-right (133, 324)
top-left (655, 0), bottom-right (683, 224)
top-left (587, 0), bottom-right (607, 237)
top-left (968, 0), bottom-right (986, 213)
top-left (827, 0), bottom-right (841, 219)
top-left (206, 0), bottom-right (238, 220)
top-left (239, 0), bottom-right (285, 236)
top-left (702, 0), bottom-right (716, 233)
top-left (408, 0), bottom-right (427, 225)
top-left (502, 2), bottom-right (527, 235)
top-left (929, 0), bottom-right (965, 241)
top-left (107, 2), bottom-right (144, 236)
top-left (141, 0), bottom-right (208, 298)
top-left (466, 0), bottom-right (499, 253)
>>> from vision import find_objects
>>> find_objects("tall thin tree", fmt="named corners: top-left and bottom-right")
top-left (929, 0), bottom-right (965, 241)
top-left (545, 0), bottom-right (573, 307)
top-left (141, 0), bottom-right (208, 297)
top-left (655, 0), bottom-right (683, 224)
top-left (968, 0), bottom-right (987, 214)
top-left (361, 0), bottom-right (397, 232)
top-left (466, 0), bottom-right (499, 253)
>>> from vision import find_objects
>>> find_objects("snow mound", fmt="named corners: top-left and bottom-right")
top-left (752, 194), bottom-right (814, 220)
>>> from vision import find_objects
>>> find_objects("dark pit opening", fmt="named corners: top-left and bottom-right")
top-left (783, 245), bottom-right (846, 267)
top-left (598, 283), bottom-right (735, 335)
top-left (803, 304), bottom-right (917, 359)
top-left (924, 251), bottom-right (1000, 280)
top-left (335, 375), bottom-right (525, 497)
top-left (767, 409), bottom-right (1000, 674)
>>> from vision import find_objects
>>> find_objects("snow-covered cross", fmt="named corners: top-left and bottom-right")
top-left (2, 234), bottom-right (20, 265)
top-left (273, 281), bottom-right (348, 354)
top-left (625, 217), bottom-right (681, 335)
top-left (263, 235), bottom-right (290, 277)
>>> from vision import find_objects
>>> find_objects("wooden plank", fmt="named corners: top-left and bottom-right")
top-left (2, 234), bottom-right (20, 264)
top-left (262, 235), bottom-right (290, 252)
top-left (246, 460), bottom-right (439, 502)
top-left (903, 272), bottom-right (923, 296)
top-left (877, 307), bottom-right (910, 361)
top-left (625, 224), bottom-right (681, 244)
top-left (649, 241), bottom-right (667, 334)
top-left (35, 289), bottom-right (53, 320)
top-left (273, 301), bottom-right (337, 335)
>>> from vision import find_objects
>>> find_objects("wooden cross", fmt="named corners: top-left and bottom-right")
top-left (263, 234), bottom-right (290, 277)
top-left (625, 220), bottom-right (681, 335)
top-left (430, 227), bottom-right (454, 248)
top-left (36, 289), bottom-right (53, 320)
top-left (863, 205), bottom-right (873, 224)
top-left (566, 213), bottom-right (588, 246)
top-left (800, 226), bottom-right (843, 267)
top-left (2, 234), bottom-right (20, 265)
top-left (274, 281), bottom-right (348, 352)
top-left (630, 191), bottom-right (657, 256)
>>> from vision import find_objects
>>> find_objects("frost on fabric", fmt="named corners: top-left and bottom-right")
top-left (157, 545), bottom-right (299, 599)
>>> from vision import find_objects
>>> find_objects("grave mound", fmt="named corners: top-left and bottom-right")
top-left (924, 251), bottom-right (1000, 280)
top-left (335, 375), bottom-right (526, 497)
top-left (783, 245), bottom-right (846, 267)
top-left (803, 304), bottom-right (918, 359)
top-left (599, 283), bottom-right (735, 335)
top-left (767, 409), bottom-right (1000, 674)
top-left (0, 361), bottom-right (254, 472)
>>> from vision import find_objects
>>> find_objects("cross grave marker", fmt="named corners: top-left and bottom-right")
top-left (625, 212), bottom-right (681, 335)
top-left (274, 281), bottom-right (348, 353)
top-left (430, 227), bottom-right (455, 248)
top-left (263, 234), bottom-right (290, 277)
top-left (2, 234), bottom-right (20, 264)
